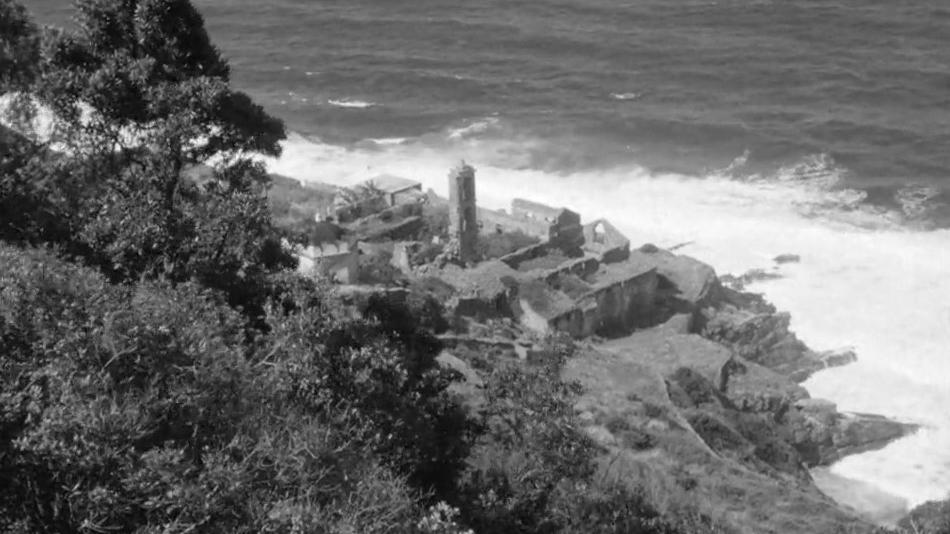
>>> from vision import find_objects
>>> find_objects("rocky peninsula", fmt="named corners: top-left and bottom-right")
top-left (285, 162), bottom-right (917, 533)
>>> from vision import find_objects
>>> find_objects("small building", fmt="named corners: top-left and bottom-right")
top-left (516, 279), bottom-right (578, 335)
top-left (364, 174), bottom-right (424, 207)
top-left (297, 240), bottom-right (358, 284)
top-left (439, 260), bottom-right (520, 322)
top-left (582, 219), bottom-right (630, 264)
top-left (511, 198), bottom-right (570, 223)
top-left (510, 198), bottom-right (584, 251)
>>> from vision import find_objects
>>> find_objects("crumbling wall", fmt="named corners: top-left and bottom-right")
top-left (582, 219), bottom-right (631, 264)
top-left (498, 242), bottom-right (550, 269)
top-left (333, 196), bottom-right (388, 223)
top-left (478, 207), bottom-right (550, 240)
top-left (548, 210), bottom-right (584, 252)
top-left (298, 242), bottom-right (359, 284)
top-left (576, 269), bottom-right (659, 337)
top-left (532, 269), bottom-right (659, 339)
top-left (540, 256), bottom-right (600, 284)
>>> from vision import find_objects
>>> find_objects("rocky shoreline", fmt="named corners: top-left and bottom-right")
top-left (436, 242), bottom-right (917, 533)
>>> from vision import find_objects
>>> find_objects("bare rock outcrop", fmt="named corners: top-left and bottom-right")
top-left (700, 297), bottom-right (855, 383)
top-left (630, 248), bottom-right (721, 314)
top-left (562, 345), bottom-right (875, 533)
top-left (783, 399), bottom-right (918, 466)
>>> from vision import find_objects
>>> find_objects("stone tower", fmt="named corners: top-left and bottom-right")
top-left (448, 161), bottom-right (478, 264)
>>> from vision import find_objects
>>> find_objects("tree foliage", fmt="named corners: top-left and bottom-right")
top-left (0, 244), bottom-right (461, 533)
top-left (0, 0), bottom-right (40, 91)
top-left (0, 0), bottom-right (294, 325)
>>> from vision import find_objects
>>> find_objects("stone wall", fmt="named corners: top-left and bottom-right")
top-left (497, 242), bottom-right (551, 269)
top-left (298, 242), bottom-right (358, 284)
top-left (513, 267), bottom-right (659, 339)
top-left (478, 207), bottom-right (551, 240)
top-left (333, 195), bottom-right (388, 223)
top-left (540, 256), bottom-right (601, 284)
top-left (575, 269), bottom-right (659, 337)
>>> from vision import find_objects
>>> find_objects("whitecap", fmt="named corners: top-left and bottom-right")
top-left (327, 98), bottom-right (376, 109)
top-left (368, 137), bottom-right (409, 146)
top-left (610, 92), bottom-right (642, 101)
top-left (446, 116), bottom-right (501, 140)
top-left (896, 184), bottom-right (943, 221)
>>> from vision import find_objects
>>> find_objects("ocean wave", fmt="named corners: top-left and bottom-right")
top-left (446, 116), bottom-right (502, 140)
top-left (610, 92), bottom-right (642, 101)
top-left (895, 184), bottom-right (947, 224)
top-left (367, 137), bottom-right (409, 146)
top-left (327, 98), bottom-right (377, 109)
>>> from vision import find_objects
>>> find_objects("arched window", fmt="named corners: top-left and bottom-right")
top-left (593, 222), bottom-right (606, 244)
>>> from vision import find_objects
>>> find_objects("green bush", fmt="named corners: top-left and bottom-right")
top-left (0, 244), bottom-right (473, 532)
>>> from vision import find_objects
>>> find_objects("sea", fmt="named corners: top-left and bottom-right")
top-left (24, 0), bottom-right (950, 524)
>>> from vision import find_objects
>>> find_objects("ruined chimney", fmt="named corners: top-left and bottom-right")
top-left (448, 161), bottom-right (478, 264)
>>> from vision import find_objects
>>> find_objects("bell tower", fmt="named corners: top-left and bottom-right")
top-left (448, 161), bottom-right (478, 264)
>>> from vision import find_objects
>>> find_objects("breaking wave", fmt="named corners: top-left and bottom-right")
top-left (447, 116), bottom-right (502, 140)
top-left (610, 92), bottom-right (643, 101)
top-left (327, 98), bottom-right (377, 109)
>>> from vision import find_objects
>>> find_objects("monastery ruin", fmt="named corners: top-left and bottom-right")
top-left (295, 162), bottom-right (684, 340)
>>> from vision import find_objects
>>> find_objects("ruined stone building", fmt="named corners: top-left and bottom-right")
top-left (297, 240), bottom-right (358, 284)
top-left (510, 198), bottom-right (584, 251)
top-left (365, 174), bottom-right (424, 207)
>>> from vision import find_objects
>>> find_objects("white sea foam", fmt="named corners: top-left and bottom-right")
top-left (610, 92), bottom-right (642, 101)
top-left (368, 137), bottom-right (409, 146)
top-left (266, 130), bottom-right (950, 516)
top-left (327, 98), bottom-right (376, 109)
top-left (446, 117), bottom-right (501, 140)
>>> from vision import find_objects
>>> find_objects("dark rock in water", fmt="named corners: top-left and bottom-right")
top-left (701, 302), bottom-right (858, 383)
top-left (831, 412), bottom-right (918, 460)
top-left (787, 348), bottom-right (859, 382)
top-left (816, 348), bottom-right (858, 368)
top-left (773, 254), bottom-right (801, 264)
top-left (702, 305), bottom-right (810, 376)
top-left (720, 268), bottom-right (783, 290)
top-left (782, 399), bottom-right (918, 466)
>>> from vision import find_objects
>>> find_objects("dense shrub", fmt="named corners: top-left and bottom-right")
top-left (0, 244), bottom-right (470, 532)
top-left (358, 250), bottom-right (407, 285)
top-left (262, 285), bottom-right (477, 499)
top-left (899, 500), bottom-right (950, 534)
